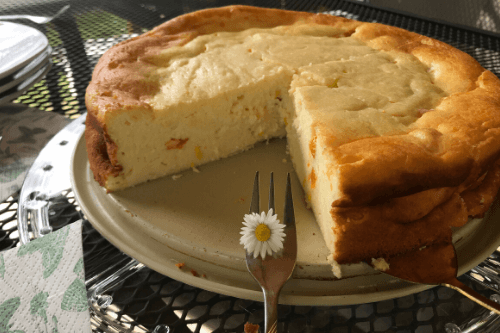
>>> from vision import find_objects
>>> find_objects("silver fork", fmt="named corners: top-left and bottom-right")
top-left (245, 172), bottom-right (298, 333)
top-left (0, 5), bottom-right (70, 24)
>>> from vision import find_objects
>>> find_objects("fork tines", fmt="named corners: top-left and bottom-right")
top-left (250, 171), bottom-right (277, 215)
top-left (248, 171), bottom-right (296, 256)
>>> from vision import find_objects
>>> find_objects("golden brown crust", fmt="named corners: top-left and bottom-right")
top-left (322, 22), bottom-right (500, 206)
top-left (331, 156), bottom-right (500, 264)
top-left (332, 188), bottom-right (469, 264)
top-left (85, 111), bottom-right (122, 189)
top-left (462, 159), bottom-right (500, 217)
top-left (353, 23), bottom-right (486, 93)
top-left (329, 70), bottom-right (500, 206)
top-left (384, 243), bottom-right (458, 284)
top-left (329, 128), bottom-right (475, 206)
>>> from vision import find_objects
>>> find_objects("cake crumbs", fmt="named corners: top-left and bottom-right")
top-left (371, 258), bottom-right (390, 271)
top-left (172, 174), bottom-right (183, 180)
top-left (190, 162), bottom-right (201, 173)
top-left (235, 197), bottom-right (245, 204)
top-left (202, 273), bottom-right (207, 278)
top-left (190, 269), bottom-right (198, 277)
top-left (244, 322), bottom-right (259, 333)
top-left (302, 195), bottom-right (311, 209)
top-left (175, 263), bottom-right (185, 269)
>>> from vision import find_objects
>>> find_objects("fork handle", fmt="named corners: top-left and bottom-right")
top-left (263, 289), bottom-right (279, 333)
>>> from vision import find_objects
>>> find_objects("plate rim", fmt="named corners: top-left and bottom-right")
top-left (0, 21), bottom-right (49, 80)
top-left (0, 46), bottom-right (51, 94)
top-left (0, 61), bottom-right (52, 105)
top-left (70, 131), bottom-right (500, 305)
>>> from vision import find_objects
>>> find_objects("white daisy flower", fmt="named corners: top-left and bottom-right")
top-left (239, 209), bottom-right (286, 259)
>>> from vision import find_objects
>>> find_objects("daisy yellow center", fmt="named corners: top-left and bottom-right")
top-left (255, 224), bottom-right (271, 242)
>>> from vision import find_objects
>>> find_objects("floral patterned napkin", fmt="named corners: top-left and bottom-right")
top-left (0, 220), bottom-right (91, 332)
top-left (0, 103), bottom-right (70, 202)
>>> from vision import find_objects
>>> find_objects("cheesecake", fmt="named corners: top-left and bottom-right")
top-left (85, 6), bottom-right (500, 277)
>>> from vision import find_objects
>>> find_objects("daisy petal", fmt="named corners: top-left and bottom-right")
top-left (268, 240), bottom-right (279, 252)
top-left (254, 241), bottom-right (262, 258)
top-left (266, 243), bottom-right (273, 256)
top-left (244, 239), bottom-right (255, 248)
top-left (260, 243), bottom-right (268, 259)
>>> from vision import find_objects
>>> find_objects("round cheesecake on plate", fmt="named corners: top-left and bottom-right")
top-left (84, 6), bottom-right (500, 278)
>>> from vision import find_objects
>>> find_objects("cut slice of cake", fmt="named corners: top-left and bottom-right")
top-left (85, 6), bottom-right (500, 278)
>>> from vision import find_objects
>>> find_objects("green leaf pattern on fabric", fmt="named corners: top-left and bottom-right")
top-left (0, 254), bottom-right (4, 279)
top-left (0, 222), bottom-right (90, 331)
top-left (61, 279), bottom-right (87, 312)
top-left (51, 315), bottom-right (59, 333)
top-left (73, 257), bottom-right (84, 280)
top-left (0, 160), bottom-right (28, 184)
top-left (30, 292), bottom-right (49, 324)
top-left (61, 258), bottom-right (88, 312)
top-left (17, 226), bottom-right (70, 279)
top-left (60, 258), bottom-right (88, 312)
top-left (0, 297), bottom-right (24, 333)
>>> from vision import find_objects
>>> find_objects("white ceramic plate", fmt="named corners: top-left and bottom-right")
top-left (0, 22), bottom-right (49, 79)
top-left (0, 61), bottom-right (52, 105)
top-left (0, 46), bottom-right (51, 94)
top-left (71, 133), bottom-right (500, 305)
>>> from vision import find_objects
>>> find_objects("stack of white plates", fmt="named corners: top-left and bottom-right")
top-left (0, 21), bottom-right (52, 105)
